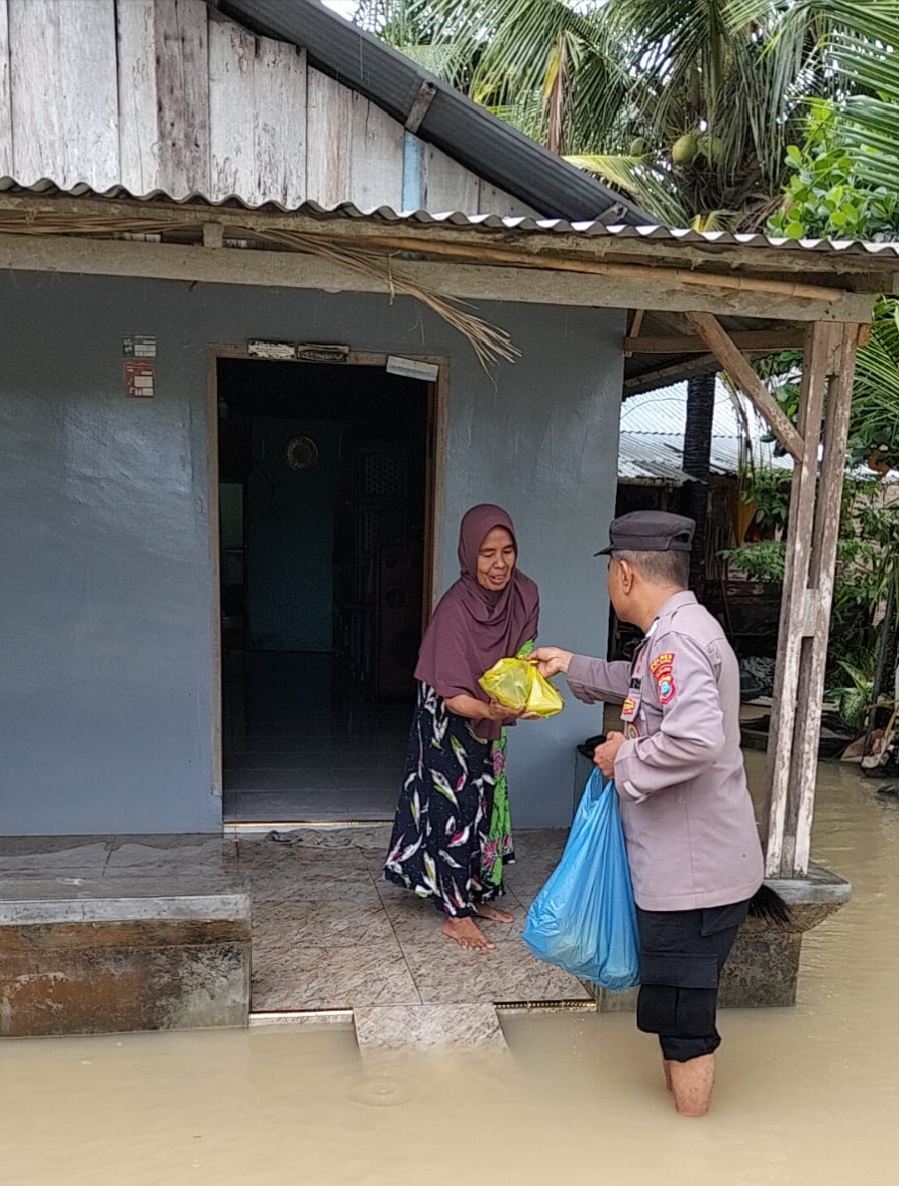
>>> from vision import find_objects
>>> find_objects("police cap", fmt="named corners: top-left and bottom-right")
top-left (594, 511), bottom-right (696, 556)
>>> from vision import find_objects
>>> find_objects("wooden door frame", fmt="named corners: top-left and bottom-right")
top-left (206, 345), bottom-right (448, 797)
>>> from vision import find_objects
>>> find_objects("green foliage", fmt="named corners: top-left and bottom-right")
top-left (769, 101), bottom-right (899, 242)
top-left (739, 466), bottom-right (793, 532)
top-left (830, 661), bottom-right (875, 731)
top-left (726, 480), bottom-right (899, 710)
top-left (723, 537), bottom-right (786, 584)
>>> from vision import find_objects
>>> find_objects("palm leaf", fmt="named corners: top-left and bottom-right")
top-left (565, 153), bottom-right (690, 226)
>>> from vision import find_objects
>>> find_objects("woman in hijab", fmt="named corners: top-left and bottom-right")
top-left (383, 505), bottom-right (540, 951)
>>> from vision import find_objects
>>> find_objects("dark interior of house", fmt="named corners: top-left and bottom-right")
top-left (216, 358), bottom-right (430, 823)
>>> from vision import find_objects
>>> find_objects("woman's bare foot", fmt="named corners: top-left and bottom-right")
top-left (442, 916), bottom-right (496, 951)
top-left (475, 904), bottom-right (515, 924)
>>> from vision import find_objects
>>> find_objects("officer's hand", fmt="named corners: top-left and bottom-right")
top-left (529, 646), bottom-right (574, 679)
top-left (594, 731), bottom-right (626, 778)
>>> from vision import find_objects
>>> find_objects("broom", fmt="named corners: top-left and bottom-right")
top-left (748, 884), bottom-right (792, 926)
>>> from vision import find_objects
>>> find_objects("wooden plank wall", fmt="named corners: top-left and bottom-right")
top-left (8, 0), bottom-right (119, 190)
top-left (0, 0), bottom-right (536, 217)
top-left (0, 0), bottom-right (10, 177)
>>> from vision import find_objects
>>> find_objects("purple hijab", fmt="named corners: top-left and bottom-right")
top-left (415, 504), bottom-right (539, 740)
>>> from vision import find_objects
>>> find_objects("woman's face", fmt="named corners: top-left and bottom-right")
top-left (476, 527), bottom-right (516, 592)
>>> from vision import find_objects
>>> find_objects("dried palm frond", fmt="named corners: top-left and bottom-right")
top-left (255, 227), bottom-right (520, 370)
top-left (0, 208), bottom-right (520, 370)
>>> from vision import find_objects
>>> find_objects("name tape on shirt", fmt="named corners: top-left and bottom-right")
top-left (649, 651), bottom-right (676, 705)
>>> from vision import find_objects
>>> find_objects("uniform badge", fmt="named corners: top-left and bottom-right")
top-left (649, 652), bottom-right (676, 705)
top-left (622, 697), bottom-right (636, 716)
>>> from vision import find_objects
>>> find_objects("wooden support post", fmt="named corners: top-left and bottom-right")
top-left (764, 322), bottom-right (860, 877)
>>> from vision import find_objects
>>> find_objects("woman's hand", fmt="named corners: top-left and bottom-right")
top-left (529, 646), bottom-right (574, 680)
top-left (484, 697), bottom-right (525, 722)
top-left (444, 694), bottom-right (526, 724)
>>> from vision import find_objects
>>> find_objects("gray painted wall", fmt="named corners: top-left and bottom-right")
top-left (0, 271), bottom-right (623, 835)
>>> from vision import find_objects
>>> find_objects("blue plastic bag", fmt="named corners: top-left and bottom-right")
top-left (522, 770), bottom-right (639, 990)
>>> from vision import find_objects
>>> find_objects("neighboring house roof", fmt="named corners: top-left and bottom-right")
top-left (618, 382), bottom-right (792, 486)
top-left (217, 0), bottom-right (649, 223)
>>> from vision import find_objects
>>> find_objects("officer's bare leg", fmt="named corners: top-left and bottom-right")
top-left (669, 1054), bottom-right (715, 1117)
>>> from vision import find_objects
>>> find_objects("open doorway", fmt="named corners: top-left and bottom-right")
top-left (215, 357), bottom-right (436, 824)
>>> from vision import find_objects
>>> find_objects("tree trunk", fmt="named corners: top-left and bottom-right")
top-left (683, 373), bottom-right (716, 594)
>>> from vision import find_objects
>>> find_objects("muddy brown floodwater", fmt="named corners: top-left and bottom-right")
top-left (3, 754), bottom-right (898, 1186)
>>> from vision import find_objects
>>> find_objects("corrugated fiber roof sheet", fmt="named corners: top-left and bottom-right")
top-left (2, 176), bottom-right (899, 258)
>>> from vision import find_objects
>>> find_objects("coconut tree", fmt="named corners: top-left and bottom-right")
top-left (363, 1), bottom-right (848, 230)
top-left (779, 0), bottom-right (899, 194)
top-left (355, 1), bottom-right (854, 586)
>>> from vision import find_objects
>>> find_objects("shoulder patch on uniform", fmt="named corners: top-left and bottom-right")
top-left (650, 652), bottom-right (676, 704)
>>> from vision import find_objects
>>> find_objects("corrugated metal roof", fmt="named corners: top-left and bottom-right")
top-left (2, 175), bottom-right (898, 259)
top-left (618, 435), bottom-right (695, 485)
top-left (218, 0), bottom-right (647, 224)
top-left (620, 381), bottom-right (779, 440)
top-left (618, 384), bottom-right (899, 484)
top-left (618, 383), bottom-right (792, 485)
top-left (618, 433), bottom-right (789, 485)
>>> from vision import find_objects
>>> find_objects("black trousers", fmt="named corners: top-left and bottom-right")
top-left (635, 901), bottom-right (748, 1063)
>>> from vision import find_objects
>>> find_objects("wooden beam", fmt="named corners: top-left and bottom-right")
top-left (405, 81), bottom-right (436, 133)
top-left (624, 354), bottom-right (718, 395)
top-left (0, 232), bottom-right (876, 323)
top-left (623, 309), bottom-right (645, 358)
top-left (307, 230), bottom-right (850, 303)
top-left (685, 312), bottom-right (805, 461)
top-left (0, 189), bottom-right (893, 283)
top-left (0, 189), bottom-right (891, 294)
top-left (787, 322), bottom-right (859, 876)
top-left (623, 329), bottom-right (803, 354)
top-left (764, 322), bottom-right (839, 877)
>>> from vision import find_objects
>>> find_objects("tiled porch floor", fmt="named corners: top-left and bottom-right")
top-left (0, 828), bottom-right (591, 1015)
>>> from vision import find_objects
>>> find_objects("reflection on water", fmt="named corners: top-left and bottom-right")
top-left (4, 755), bottom-right (898, 1185)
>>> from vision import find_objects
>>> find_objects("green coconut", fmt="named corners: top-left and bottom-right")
top-left (701, 134), bottom-right (725, 163)
top-left (629, 137), bottom-right (647, 157)
top-left (671, 133), bottom-right (698, 166)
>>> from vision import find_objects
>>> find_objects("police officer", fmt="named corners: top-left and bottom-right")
top-left (532, 510), bottom-right (764, 1118)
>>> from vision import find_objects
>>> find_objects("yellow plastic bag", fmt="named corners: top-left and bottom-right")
top-left (478, 658), bottom-right (564, 718)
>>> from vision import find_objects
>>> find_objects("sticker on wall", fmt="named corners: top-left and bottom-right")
top-left (386, 356), bottom-right (439, 382)
top-left (296, 343), bottom-right (349, 363)
top-left (124, 360), bottom-right (155, 398)
top-left (248, 339), bottom-right (297, 361)
top-left (123, 335), bottom-right (157, 359)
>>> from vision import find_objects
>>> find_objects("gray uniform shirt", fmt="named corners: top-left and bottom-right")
top-left (567, 591), bottom-right (764, 912)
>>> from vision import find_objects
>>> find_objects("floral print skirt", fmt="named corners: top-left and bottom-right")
top-left (383, 683), bottom-right (514, 917)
